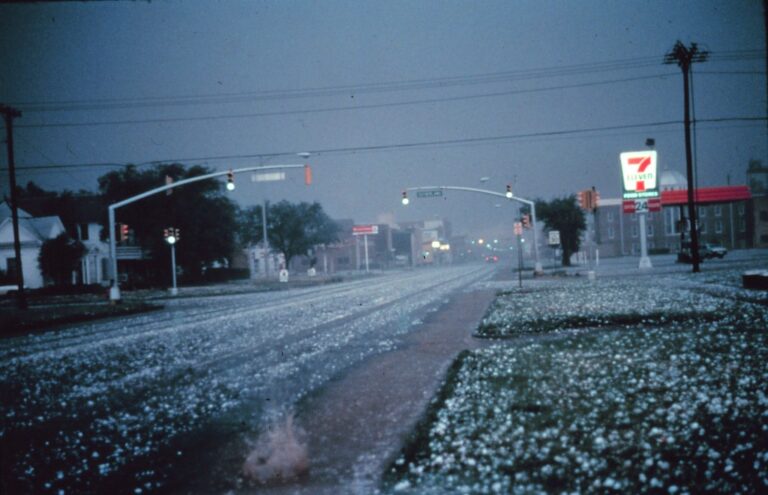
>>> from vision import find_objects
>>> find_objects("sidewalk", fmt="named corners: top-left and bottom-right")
top-left (244, 286), bottom-right (499, 494)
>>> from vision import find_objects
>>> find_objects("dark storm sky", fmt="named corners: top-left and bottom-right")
top-left (0, 0), bottom-right (765, 239)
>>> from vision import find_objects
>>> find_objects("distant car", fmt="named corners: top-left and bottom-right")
top-left (485, 255), bottom-right (499, 263)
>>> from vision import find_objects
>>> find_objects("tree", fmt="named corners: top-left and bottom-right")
top-left (98, 164), bottom-right (239, 281)
top-left (533, 196), bottom-right (586, 266)
top-left (38, 233), bottom-right (85, 285)
top-left (261, 201), bottom-right (338, 268)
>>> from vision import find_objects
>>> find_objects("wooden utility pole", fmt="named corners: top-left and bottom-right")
top-left (664, 41), bottom-right (709, 273)
top-left (1, 104), bottom-right (27, 309)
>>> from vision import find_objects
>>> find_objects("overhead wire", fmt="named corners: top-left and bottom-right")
top-left (15, 73), bottom-right (678, 129)
top-left (5, 117), bottom-right (765, 174)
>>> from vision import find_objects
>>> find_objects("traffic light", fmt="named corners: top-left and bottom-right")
top-left (522, 214), bottom-right (531, 229)
top-left (174, 228), bottom-right (180, 242)
top-left (592, 188), bottom-right (600, 211)
top-left (577, 189), bottom-right (594, 210)
top-left (401, 190), bottom-right (409, 205)
top-left (506, 184), bottom-right (513, 198)
top-left (119, 223), bottom-right (129, 242)
top-left (163, 228), bottom-right (169, 239)
top-left (226, 169), bottom-right (235, 191)
top-left (304, 164), bottom-right (312, 185)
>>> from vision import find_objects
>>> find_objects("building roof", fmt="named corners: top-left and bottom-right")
top-left (0, 202), bottom-right (33, 223)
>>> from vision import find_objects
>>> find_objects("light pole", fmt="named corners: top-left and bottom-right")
top-left (165, 228), bottom-right (179, 296)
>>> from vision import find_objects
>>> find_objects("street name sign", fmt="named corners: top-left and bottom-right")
top-left (251, 172), bottom-right (286, 182)
top-left (416, 189), bottom-right (443, 198)
top-left (352, 225), bottom-right (379, 235)
top-left (620, 151), bottom-right (659, 200)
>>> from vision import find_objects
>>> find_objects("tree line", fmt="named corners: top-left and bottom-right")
top-left (16, 163), bottom-right (338, 287)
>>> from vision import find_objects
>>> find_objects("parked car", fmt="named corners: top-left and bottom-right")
top-left (677, 242), bottom-right (727, 263)
top-left (701, 243), bottom-right (727, 259)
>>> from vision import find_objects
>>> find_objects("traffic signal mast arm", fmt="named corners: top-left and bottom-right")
top-left (108, 163), bottom-right (310, 301)
top-left (402, 185), bottom-right (542, 273)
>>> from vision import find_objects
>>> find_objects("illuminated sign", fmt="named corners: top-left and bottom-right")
top-left (620, 151), bottom-right (659, 199)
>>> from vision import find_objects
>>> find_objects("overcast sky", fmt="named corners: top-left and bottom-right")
top-left (1, 0), bottom-right (765, 239)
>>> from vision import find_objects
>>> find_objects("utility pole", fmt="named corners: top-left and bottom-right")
top-left (664, 41), bottom-right (709, 273)
top-left (1, 104), bottom-right (27, 309)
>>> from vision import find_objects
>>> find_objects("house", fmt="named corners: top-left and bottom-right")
top-left (15, 195), bottom-right (112, 286)
top-left (0, 202), bottom-right (66, 289)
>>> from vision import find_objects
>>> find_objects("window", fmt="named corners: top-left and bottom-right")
top-left (647, 224), bottom-right (654, 236)
top-left (665, 208), bottom-right (681, 235)
top-left (608, 225), bottom-right (615, 240)
top-left (760, 211), bottom-right (768, 222)
top-left (740, 219), bottom-right (746, 233)
top-left (738, 203), bottom-right (745, 215)
top-left (699, 207), bottom-right (707, 218)
top-left (631, 225), bottom-right (638, 238)
top-left (714, 205), bottom-right (722, 217)
top-left (5, 257), bottom-right (18, 279)
top-left (79, 223), bottom-right (89, 241)
top-left (606, 211), bottom-right (614, 222)
top-left (699, 220), bottom-right (707, 234)
top-left (715, 220), bottom-right (723, 234)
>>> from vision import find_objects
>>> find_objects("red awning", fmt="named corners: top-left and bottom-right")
top-left (661, 186), bottom-right (752, 206)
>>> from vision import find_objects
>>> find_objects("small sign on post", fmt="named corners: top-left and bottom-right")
top-left (548, 230), bottom-right (561, 246)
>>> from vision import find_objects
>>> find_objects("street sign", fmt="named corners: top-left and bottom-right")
top-left (622, 198), bottom-right (661, 214)
top-left (514, 222), bottom-right (523, 236)
top-left (620, 151), bottom-right (659, 199)
top-left (416, 189), bottom-right (443, 198)
top-left (352, 224), bottom-right (379, 235)
top-left (251, 172), bottom-right (286, 182)
top-left (548, 230), bottom-right (561, 245)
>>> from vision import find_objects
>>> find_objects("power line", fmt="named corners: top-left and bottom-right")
top-left (5, 116), bottom-right (764, 174)
top-left (15, 73), bottom-right (677, 129)
top-left (9, 56), bottom-right (668, 111)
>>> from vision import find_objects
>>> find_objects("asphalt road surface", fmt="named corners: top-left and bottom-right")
top-left (1, 264), bottom-right (494, 494)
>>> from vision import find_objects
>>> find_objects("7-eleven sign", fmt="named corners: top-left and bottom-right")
top-left (620, 150), bottom-right (659, 199)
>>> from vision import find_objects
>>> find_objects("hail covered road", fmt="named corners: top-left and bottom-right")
top-left (0, 264), bottom-right (494, 493)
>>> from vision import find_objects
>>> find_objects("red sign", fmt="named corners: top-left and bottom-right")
top-left (352, 225), bottom-right (379, 235)
top-left (623, 198), bottom-right (661, 214)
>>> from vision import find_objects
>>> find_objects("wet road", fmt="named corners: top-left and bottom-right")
top-left (0, 264), bottom-right (494, 494)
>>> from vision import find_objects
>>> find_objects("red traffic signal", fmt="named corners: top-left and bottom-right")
top-left (304, 164), bottom-right (312, 185)
top-left (119, 223), bottom-right (129, 241)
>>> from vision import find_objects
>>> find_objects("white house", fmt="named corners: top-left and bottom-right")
top-left (0, 202), bottom-right (66, 289)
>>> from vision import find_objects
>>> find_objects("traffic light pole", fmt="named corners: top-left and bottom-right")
top-left (402, 185), bottom-right (543, 274)
top-left (107, 163), bottom-right (308, 302)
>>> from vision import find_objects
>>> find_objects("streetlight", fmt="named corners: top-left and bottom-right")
top-left (164, 227), bottom-right (179, 296)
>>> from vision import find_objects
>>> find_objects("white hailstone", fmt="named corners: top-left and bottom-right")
top-left (393, 480), bottom-right (411, 492)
